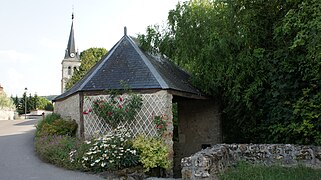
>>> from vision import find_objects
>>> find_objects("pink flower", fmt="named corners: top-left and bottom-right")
top-left (119, 105), bottom-right (123, 109)
top-left (83, 111), bottom-right (88, 115)
top-left (107, 112), bottom-right (113, 116)
top-left (88, 109), bottom-right (92, 112)
top-left (119, 97), bottom-right (123, 102)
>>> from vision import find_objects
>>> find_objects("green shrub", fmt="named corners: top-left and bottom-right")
top-left (34, 135), bottom-right (85, 170)
top-left (41, 113), bottom-right (61, 124)
top-left (36, 113), bottom-right (77, 137)
top-left (133, 135), bottom-right (171, 172)
top-left (36, 113), bottom-right (60, 135)
top-left (81, 126), bottom-right (139, 172)
top-left (39, 119), bottom-right (77, 137)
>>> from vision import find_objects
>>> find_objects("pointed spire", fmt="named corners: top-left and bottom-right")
top-left (124, 26), bottom-right (127, 36)
top-left (64, 12), bottom-right (78, 59)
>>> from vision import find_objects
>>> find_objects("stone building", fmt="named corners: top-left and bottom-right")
top-left (53, 28), bottom-right (221, 177)
top-left (61, 13), bottom-right (81, 93)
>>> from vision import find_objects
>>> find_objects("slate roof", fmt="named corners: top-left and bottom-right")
top-left (54, 33), bottom-right (202, 101)
top-left (64, 13), bottom-right (79, 59)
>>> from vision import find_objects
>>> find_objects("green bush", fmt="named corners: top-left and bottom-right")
top-left (40, 119), bottom-right (77, 137)
top-left (34, 113), bottom-right (88, 170)
top-left (36, 113), bottom-right (61, 131)
top-left (81, 126), bottom-right (139, 172)
top-left (133, 135), bottom-right (171, 172)
top-left (36, 113), bottom-right (77, 137)
top-left (34, 135), bottom-right (88, 170)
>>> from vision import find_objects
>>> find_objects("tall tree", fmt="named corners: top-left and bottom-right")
top-left (139, 0), bottom-right (321, 145)
top-left (0, 92), bottom-right (15, 109)
top-left (66, 47), bottom-right (108, 90)
top-left (19, 92), bottom-right (28, 114)
top-left (37, 96), bottom-right (53, 110)
top-left (28, 93), bottom-right (33, 111)
top-left (34, 93), bottom-right (39, 109)
top-left (13, 95), bottom-right (19, 109)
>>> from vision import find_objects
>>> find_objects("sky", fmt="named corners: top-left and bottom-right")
top-left (0, 0), bottom-right (180, 97)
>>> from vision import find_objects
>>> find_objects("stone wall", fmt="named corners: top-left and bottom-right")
top-left (54, 93), bottom-right (80, 135)
top-left (174, 99), bottom-right (221, 177)
top-left (0, 109), bottom-right (15, 120)
top-left (181, 144), bottom-right (321, 180)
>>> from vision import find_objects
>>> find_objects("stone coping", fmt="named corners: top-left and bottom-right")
top-left (181, 144), bottom-right (321, 180)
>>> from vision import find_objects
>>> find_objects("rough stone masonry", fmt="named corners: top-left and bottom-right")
top-left (181, 144), bottom-right (321, 180)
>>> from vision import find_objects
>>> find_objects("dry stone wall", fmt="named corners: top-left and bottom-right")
top-left (0, 108), bottom-right (15, 120)
top-left (181, 144), bottom-right (321, 180)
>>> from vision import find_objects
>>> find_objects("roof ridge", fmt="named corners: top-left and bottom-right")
top-left (126, 36), bottom-right (169, 89)
top-left (78, 36), bottom-right (125, 90)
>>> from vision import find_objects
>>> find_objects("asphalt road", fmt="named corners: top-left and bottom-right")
top-left (0, 119), bottom-right (104, 180)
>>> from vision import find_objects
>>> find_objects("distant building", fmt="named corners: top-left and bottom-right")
top-left (61, 13), bottom-right (81, 93)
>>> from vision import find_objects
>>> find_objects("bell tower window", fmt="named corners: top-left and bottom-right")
top-left (68, 66), bottom-right (72, 75)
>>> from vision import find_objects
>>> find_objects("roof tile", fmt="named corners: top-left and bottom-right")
top-left (54, 35), bottom-right (201, 101)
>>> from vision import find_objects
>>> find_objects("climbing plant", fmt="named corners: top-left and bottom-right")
top-left (91, 93), bottom-right (142, 128)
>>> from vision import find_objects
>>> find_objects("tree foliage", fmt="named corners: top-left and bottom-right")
top-left (138, 0), bottom-right (321, 145)
top-left (66, 47), bottom-right (108, 90)
top-left (0, 92), bottom-right (15, 110)
top-left (15, 93), bottom-right (53, 114)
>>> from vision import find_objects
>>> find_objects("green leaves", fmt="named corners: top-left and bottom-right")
top-left (139, 0), bottom-right (321, 145)
top-left (66, 47), bottom-right (108, 90)
top-left (82, 127), bottom-right (139, 171)
top-left (133, 135), bottom-right (170, 172)
top-left (90, 93), bottom-right (142, 129)
top-left (0, 91), bottom-right (15, 109)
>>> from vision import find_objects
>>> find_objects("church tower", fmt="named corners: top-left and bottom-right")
top-left (61, 13), bottom-right (81, 93)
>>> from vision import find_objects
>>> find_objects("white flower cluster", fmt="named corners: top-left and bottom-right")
top-left (69, 149), bottom-right (77, 162)
top-left (81, 126), bottom-right (139, 170)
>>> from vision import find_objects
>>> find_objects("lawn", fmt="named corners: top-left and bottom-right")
top-left (220, 162), bottom-right (321, 180)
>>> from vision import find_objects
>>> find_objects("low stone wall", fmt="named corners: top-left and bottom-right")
top-left (0, 109), bottom-right (15, 120)
top-left (181, 144), bottom-right (321, 180)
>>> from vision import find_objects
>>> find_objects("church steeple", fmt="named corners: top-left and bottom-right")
top-left (64, 13), bottom-right (78, 59)
top-left (61, 12), bottom-right (81, 94)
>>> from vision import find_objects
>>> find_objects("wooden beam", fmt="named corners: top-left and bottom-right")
top-left (79, 92), bottom-right (85, 139)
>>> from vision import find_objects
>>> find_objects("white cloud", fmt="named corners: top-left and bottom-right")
top-left (0, 50), bottom-right (33, 63)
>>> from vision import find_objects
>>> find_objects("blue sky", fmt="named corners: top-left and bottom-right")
top-left (0, 0), bottom-right (179, 96)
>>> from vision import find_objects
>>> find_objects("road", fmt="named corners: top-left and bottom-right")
top-left (0, 119), bottom-right (104, 180)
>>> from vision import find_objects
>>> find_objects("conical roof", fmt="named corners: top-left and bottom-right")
top-left (54, 33), bottom-right (202, 101)
top-left (64, 13), bottom-right (78, 59)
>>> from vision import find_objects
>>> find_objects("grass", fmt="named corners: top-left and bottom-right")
top-left (220, 162), bottom-right (321, 180)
